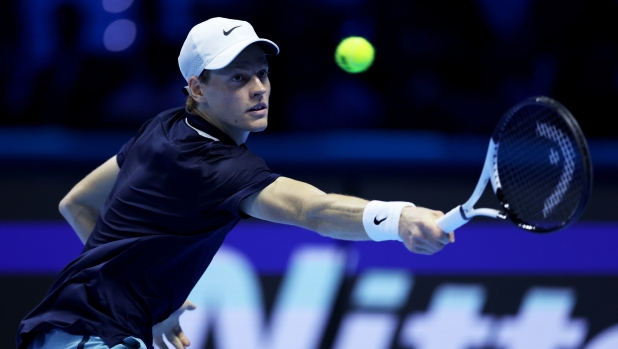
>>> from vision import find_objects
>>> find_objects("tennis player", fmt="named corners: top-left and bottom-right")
top-left (17, 17), bottom-right (454, 349)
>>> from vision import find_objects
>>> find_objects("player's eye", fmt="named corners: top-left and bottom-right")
top-left (231, 75), bottom-right (244, 82)
top-left (257, 70), bottom-right (269, 79)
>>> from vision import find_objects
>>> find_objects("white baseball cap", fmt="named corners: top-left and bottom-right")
top-left (178, 17), bottom-right (279, 83)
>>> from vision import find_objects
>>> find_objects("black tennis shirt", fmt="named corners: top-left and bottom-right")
top-left (17, 107), bottom-right (280, 349)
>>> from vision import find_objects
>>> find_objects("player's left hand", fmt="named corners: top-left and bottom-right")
top-left (152, 300), bottom-right (196, 349)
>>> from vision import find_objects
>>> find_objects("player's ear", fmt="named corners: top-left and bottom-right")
top-left (188, 76), bottom-right (207, 104)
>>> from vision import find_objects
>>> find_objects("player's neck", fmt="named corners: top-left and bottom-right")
top-left (192, 108), bottom-right (248, 145)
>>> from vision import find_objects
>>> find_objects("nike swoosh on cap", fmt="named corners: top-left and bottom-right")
top-left (223, 25), bottom-right (241, 36)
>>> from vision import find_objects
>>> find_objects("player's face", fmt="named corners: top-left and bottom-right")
top-left (200, 44), bottom-right (271, 144)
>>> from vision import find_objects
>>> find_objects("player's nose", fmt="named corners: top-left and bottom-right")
top-left (250, 76), bottom-right (267, 97)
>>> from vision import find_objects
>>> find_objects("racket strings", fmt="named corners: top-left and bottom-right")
top-left (496, 104), bottom-right (588, 231)
top-left (535, 122), bottom-right (576, 217)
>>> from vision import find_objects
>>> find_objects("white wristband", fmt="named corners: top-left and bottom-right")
top-left (362, 201), bottom-right (415, 242)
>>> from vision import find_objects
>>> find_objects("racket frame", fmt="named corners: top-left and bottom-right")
top-left (436, 139), bottom-right (506, 233)
top-left (435, 96), bottom-right (592, 233)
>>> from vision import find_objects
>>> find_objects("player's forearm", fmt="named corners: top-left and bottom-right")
top-left (59, 199), bottom-right (99, 244)
top-left (303, 194), bottom-right (371, 240)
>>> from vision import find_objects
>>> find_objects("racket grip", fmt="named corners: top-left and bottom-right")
top-left (436, 205), bottom-right (469, 232)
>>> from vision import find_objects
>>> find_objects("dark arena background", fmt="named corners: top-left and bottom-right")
top-left (1, 0), bottom-right (617, 348)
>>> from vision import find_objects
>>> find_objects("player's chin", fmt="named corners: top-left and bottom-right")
top-left (248, 118), bottom-right (268, 132)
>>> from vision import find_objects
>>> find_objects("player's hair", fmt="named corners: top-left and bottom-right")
top-left (186, 70), bottom-right (211, 112)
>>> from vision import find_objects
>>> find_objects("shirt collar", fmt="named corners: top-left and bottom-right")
top-left (183, 108), bottom-right (239, 146)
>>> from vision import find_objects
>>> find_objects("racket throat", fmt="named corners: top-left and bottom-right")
top-left (459, 205), bottom-right (470, 220)
top-left (437, 205), bottom-right (506, 232)
top-left (463, 207), bottom-right (507, 220)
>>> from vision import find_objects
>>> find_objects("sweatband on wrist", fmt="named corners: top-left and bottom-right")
top-left (362, 201), bottom-right (415, 242)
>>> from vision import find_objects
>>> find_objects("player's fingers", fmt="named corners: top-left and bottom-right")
top-left (165, 332), bottom-right (187, 349)
top-left (402, 234), bottom-right (426, 254)
top-left (403, 232), bottom-right (438, 254)
top-left (154, 337), bottom-right (169, 349)
top-left (413, 245), bottom-right (434, 255)
top-left (436, 230), bottom-right (451, 244)
top-left (417, 225), bottom-right (447, 250)
top-left (181, 300), bottom-right (196, 312)
top-left (412, 234), bottom-right (444, 253)
top-left (429, 210), bottom-right (453, 242)
top-left (170, 325), bottom-right (191, 347)
top-left (413, 213), bottom-right (449, 245)
top-left (176, 330), bottom-right (190, 346)
top-left (425, 237), bottom-right (445, 252)
top-left (431, 210), bottom-right (445, 217)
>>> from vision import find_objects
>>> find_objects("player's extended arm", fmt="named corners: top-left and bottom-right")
top-left (58, 156), bottom-right (120, 244)
top-left (240, 177), bottom-right (454, 255)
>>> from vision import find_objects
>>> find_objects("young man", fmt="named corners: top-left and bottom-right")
top-left (17, 17), bottom-right (454, 349)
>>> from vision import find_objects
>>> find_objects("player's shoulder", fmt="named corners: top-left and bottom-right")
top-left (165, 108), bottom-right (269, 168)
top-left (155, 106), bottom-right (187, 129)
top-left (131, 106), bottom-right (185, 137)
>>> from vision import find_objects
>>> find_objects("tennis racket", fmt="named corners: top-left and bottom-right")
top-left (436, 96), bottom-right (593, 233)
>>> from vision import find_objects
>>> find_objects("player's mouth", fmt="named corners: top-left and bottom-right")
top-left (247, 103), bottom-right (267, 115)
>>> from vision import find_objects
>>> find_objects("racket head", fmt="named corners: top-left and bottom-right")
top-left (491, 96), bottom-right (593, 233)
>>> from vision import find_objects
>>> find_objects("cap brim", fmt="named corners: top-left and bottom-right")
top-left (204, 39), bottom-right (279, 70)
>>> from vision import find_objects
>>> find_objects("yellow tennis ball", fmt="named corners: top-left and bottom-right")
top-left (335, 36), bottom-right (375, 73)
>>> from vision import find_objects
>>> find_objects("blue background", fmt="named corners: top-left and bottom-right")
top-left (2, 220), bottom-right (618, 275)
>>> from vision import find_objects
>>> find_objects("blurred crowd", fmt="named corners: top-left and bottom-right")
top-left (1, 0), bottom-right (616, 137)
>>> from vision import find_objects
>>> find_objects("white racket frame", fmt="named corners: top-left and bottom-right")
top-left (436, 139), bottom-right (507, 232)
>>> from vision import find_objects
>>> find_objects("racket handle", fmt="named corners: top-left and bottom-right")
top-left (436, 205), bottom-right (469, 232)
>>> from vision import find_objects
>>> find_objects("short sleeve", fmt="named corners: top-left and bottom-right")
top-left (116, 136), bottom-right (135, 168)
top-left (222, 170), bottom-right (280, 219)
top-left (116, 118), bottom-right (155, 168)
top-left (198, 148), bottom-right (280, 219)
